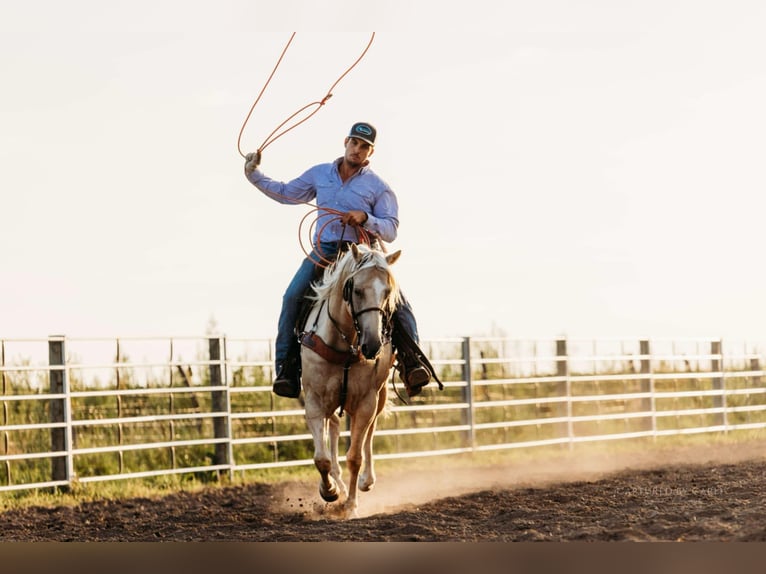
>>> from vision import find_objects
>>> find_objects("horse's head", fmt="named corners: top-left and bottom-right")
top-left (342, 243), bottom-right (401, 360)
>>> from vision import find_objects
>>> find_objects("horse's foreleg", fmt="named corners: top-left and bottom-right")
top-left (327, 412), bottom-right (347, 498)
top-left (358, 416), bottom-right (378, 493)
top-left (343, 396), bottom-right (378, 517)
top-left (359, 385), bottom-right (387, 493)
top-left (305, 412), bottom-right (340, 503)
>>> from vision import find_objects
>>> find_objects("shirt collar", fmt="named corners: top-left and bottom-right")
top-left (334, 157), bottom-right (370, 174)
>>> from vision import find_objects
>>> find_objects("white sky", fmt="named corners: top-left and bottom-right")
top-left (2, 0), bottom-right (766, 344)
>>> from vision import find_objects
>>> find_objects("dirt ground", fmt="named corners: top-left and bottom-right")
top-left (2, 441), bottom-right (766, 542)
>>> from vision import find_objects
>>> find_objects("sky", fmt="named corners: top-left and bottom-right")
top-left (2, 0), bottom-right (766, 345)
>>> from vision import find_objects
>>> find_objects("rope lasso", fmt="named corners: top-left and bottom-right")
top-left (238, 32), bottom-right (377, 267)
top-left (237, 32), bottom-right (375, 158)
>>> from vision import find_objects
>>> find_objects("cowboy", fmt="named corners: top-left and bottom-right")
top-left (244, 122), bottom-right (435, 399)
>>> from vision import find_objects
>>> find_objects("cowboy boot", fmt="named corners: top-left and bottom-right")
top-left (272, 352), bottom-right (301, 398)
top-left (396, 353), bottom-right (431, 397)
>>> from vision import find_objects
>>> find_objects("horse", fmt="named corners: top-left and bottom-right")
top-left (298, 243), bottom-right (401, 518)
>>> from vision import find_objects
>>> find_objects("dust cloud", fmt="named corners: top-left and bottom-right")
top-left (275, 439), bottom-right (766, 519)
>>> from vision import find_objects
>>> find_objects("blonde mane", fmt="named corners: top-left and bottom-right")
top-left (310, 245), bottom-right (400, 312)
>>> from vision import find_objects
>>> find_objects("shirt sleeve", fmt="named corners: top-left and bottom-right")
top-left (363, 186), bottom-right (399, 243)
top-left (246, 167), bottom-right (317, 205)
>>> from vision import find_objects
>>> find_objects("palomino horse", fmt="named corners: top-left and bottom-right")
top-left (299, 243), bottom-right (401, 518)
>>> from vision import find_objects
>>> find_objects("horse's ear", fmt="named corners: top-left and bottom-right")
top-left (386, 250), bottom-right (402, 266)
top-left (350, 243), bottom-right (361, 261)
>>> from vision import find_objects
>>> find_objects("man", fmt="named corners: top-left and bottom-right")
top-left (244, 122), bottom-right (433, 399)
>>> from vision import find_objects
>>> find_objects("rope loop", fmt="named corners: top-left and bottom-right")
top-left (238, 33), bottom-right (374, 158)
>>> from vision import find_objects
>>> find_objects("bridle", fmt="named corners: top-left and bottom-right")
top-left (337, 275), bottom-right (394, 349)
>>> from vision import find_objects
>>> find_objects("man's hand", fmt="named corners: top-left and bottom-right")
top-left (340, 210), bottom-right (369, 227)
top-left (244, 151), bottom-right (261, 175)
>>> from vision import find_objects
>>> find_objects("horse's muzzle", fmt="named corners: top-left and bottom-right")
top-left (360, 342), bottom-right (382, 360)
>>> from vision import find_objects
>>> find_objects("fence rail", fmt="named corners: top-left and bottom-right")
top-left (1, 335), bottom-right (765, 493)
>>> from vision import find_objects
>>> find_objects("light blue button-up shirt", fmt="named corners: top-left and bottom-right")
top-left (247, 158), bottom-right (399, 244)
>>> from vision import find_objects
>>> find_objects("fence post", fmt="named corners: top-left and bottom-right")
top-left (209, 337), bottom-right (230, 476)
top-left (48, 336), bottom-right (71, 490)
top-left (1, 339), bottom-right (10, 485)
top-left (750, 355), bottom-right (762, 386)
top-left (749, 354), bottom-right (761, 427)
top-left (556, 338), bottom-right (573, 448)
top-left (711, 339), bottom-right (727, 430)
top-left (639, 339), bottom-right (656, 437)
top-left (461, 337), bottom-right (475, 451)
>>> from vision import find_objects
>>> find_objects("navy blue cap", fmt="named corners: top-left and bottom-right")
top-left (348, 122), bottom-right (376, 146)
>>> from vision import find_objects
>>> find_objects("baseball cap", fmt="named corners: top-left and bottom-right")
top-left (348, 122), bottom-right (376, 146)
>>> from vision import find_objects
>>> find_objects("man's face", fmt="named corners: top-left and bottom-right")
top-left (344, 136), bottom-right (374, 167)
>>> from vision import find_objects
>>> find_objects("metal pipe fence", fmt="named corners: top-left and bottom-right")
top-left (1, 335), bottom-right (765, 492)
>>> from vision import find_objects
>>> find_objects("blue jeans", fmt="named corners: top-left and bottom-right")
top-left (275, 242), bottom-right (420, 366)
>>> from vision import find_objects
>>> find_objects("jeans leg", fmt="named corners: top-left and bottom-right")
top-left (275, 258), bottom-right (317, 366)
top-left (393, 291), bottom-right (420, 345)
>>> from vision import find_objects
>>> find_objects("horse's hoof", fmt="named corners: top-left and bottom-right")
top-left (320, 488), bottom-right (339, 503)
top-left (321, 491), bottom-right (339, 503)
top-left (359, 473), bottom-right (375, 492)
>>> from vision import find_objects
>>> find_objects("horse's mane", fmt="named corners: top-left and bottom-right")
top-left (311, 245), bottom-right (400, 312)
